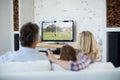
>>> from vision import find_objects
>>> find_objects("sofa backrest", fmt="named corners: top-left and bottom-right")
top-left (53, 62), bottom-right (115, 71)
top-left (0, 61), bottom-right (120, 80)
top-left (0, 60), bottom-right (51, 72)
top-left (0, 68), bottom-right (120, 80)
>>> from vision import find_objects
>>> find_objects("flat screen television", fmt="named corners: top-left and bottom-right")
top-left (41, 20), bottom-right (74, 42)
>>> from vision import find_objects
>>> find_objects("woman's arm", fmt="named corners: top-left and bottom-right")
top-left (47, 50), bottom-right (70, 70)
top-left (54, 59), bottom-right (70, 70)
top-left (48, 50), bottom-right (91, 71)
top-left (70, 55), bottom-right (92, 71)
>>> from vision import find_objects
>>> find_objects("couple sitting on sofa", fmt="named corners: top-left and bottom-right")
top-left (0, 22), bottom-right (101, 71)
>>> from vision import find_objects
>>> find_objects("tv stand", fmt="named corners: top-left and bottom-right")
top-left (37, 43), bottom-right (63, 48)
top-left (36, 43), bottom-right (79, 54)
top-left (37, 43), bottom-right (79, 49)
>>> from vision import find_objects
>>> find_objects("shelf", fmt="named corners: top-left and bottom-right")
top-left (37, 43), bottom-right (79, 49)
top-left (106, 28), bottom-right (120, 32)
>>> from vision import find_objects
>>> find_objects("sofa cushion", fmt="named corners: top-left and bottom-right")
top-left (0, 60), bottom-right (51, 72)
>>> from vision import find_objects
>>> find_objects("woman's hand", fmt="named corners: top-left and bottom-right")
top-left (47, 50), bottom-right (57, 63)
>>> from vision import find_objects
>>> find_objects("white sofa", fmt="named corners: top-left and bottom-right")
top-left (0, 61), bottom-right (120, 80)
top-left (0, 60), bottom-right (51, 72)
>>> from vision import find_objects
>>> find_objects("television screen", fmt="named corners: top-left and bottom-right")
top-left (41, 20), bottom-right (74, 42)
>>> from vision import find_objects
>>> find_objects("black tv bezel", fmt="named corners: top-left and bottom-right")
top-left (41, 20), bottom-right (74, 42)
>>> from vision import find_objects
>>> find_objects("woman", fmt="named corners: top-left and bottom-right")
top-left (48, 31), bottom-right (101, 71)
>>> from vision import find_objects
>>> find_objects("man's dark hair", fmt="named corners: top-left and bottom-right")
top-left (20, 22), bottom-right (39, 47)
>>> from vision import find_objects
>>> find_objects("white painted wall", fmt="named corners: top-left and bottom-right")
top-left (34, 0), bottom-right (106, 61)
top-left (34, 0), bottom-right (106, 40)
top-left (19, 0), bottom-right (34, 29)
top-left (0, 0), bottom-right (13, 55)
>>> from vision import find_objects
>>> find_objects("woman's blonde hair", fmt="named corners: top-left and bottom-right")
top-left (79, 31), bottom-right (101, 60)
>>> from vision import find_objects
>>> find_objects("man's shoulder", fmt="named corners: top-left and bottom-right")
top-left (5, 51), bottom-right (16, 55)
top-left (0, 51), bottom-right (16, 62)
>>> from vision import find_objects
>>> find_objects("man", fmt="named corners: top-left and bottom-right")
top-left (0, 22), bottom-right (47, 62)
